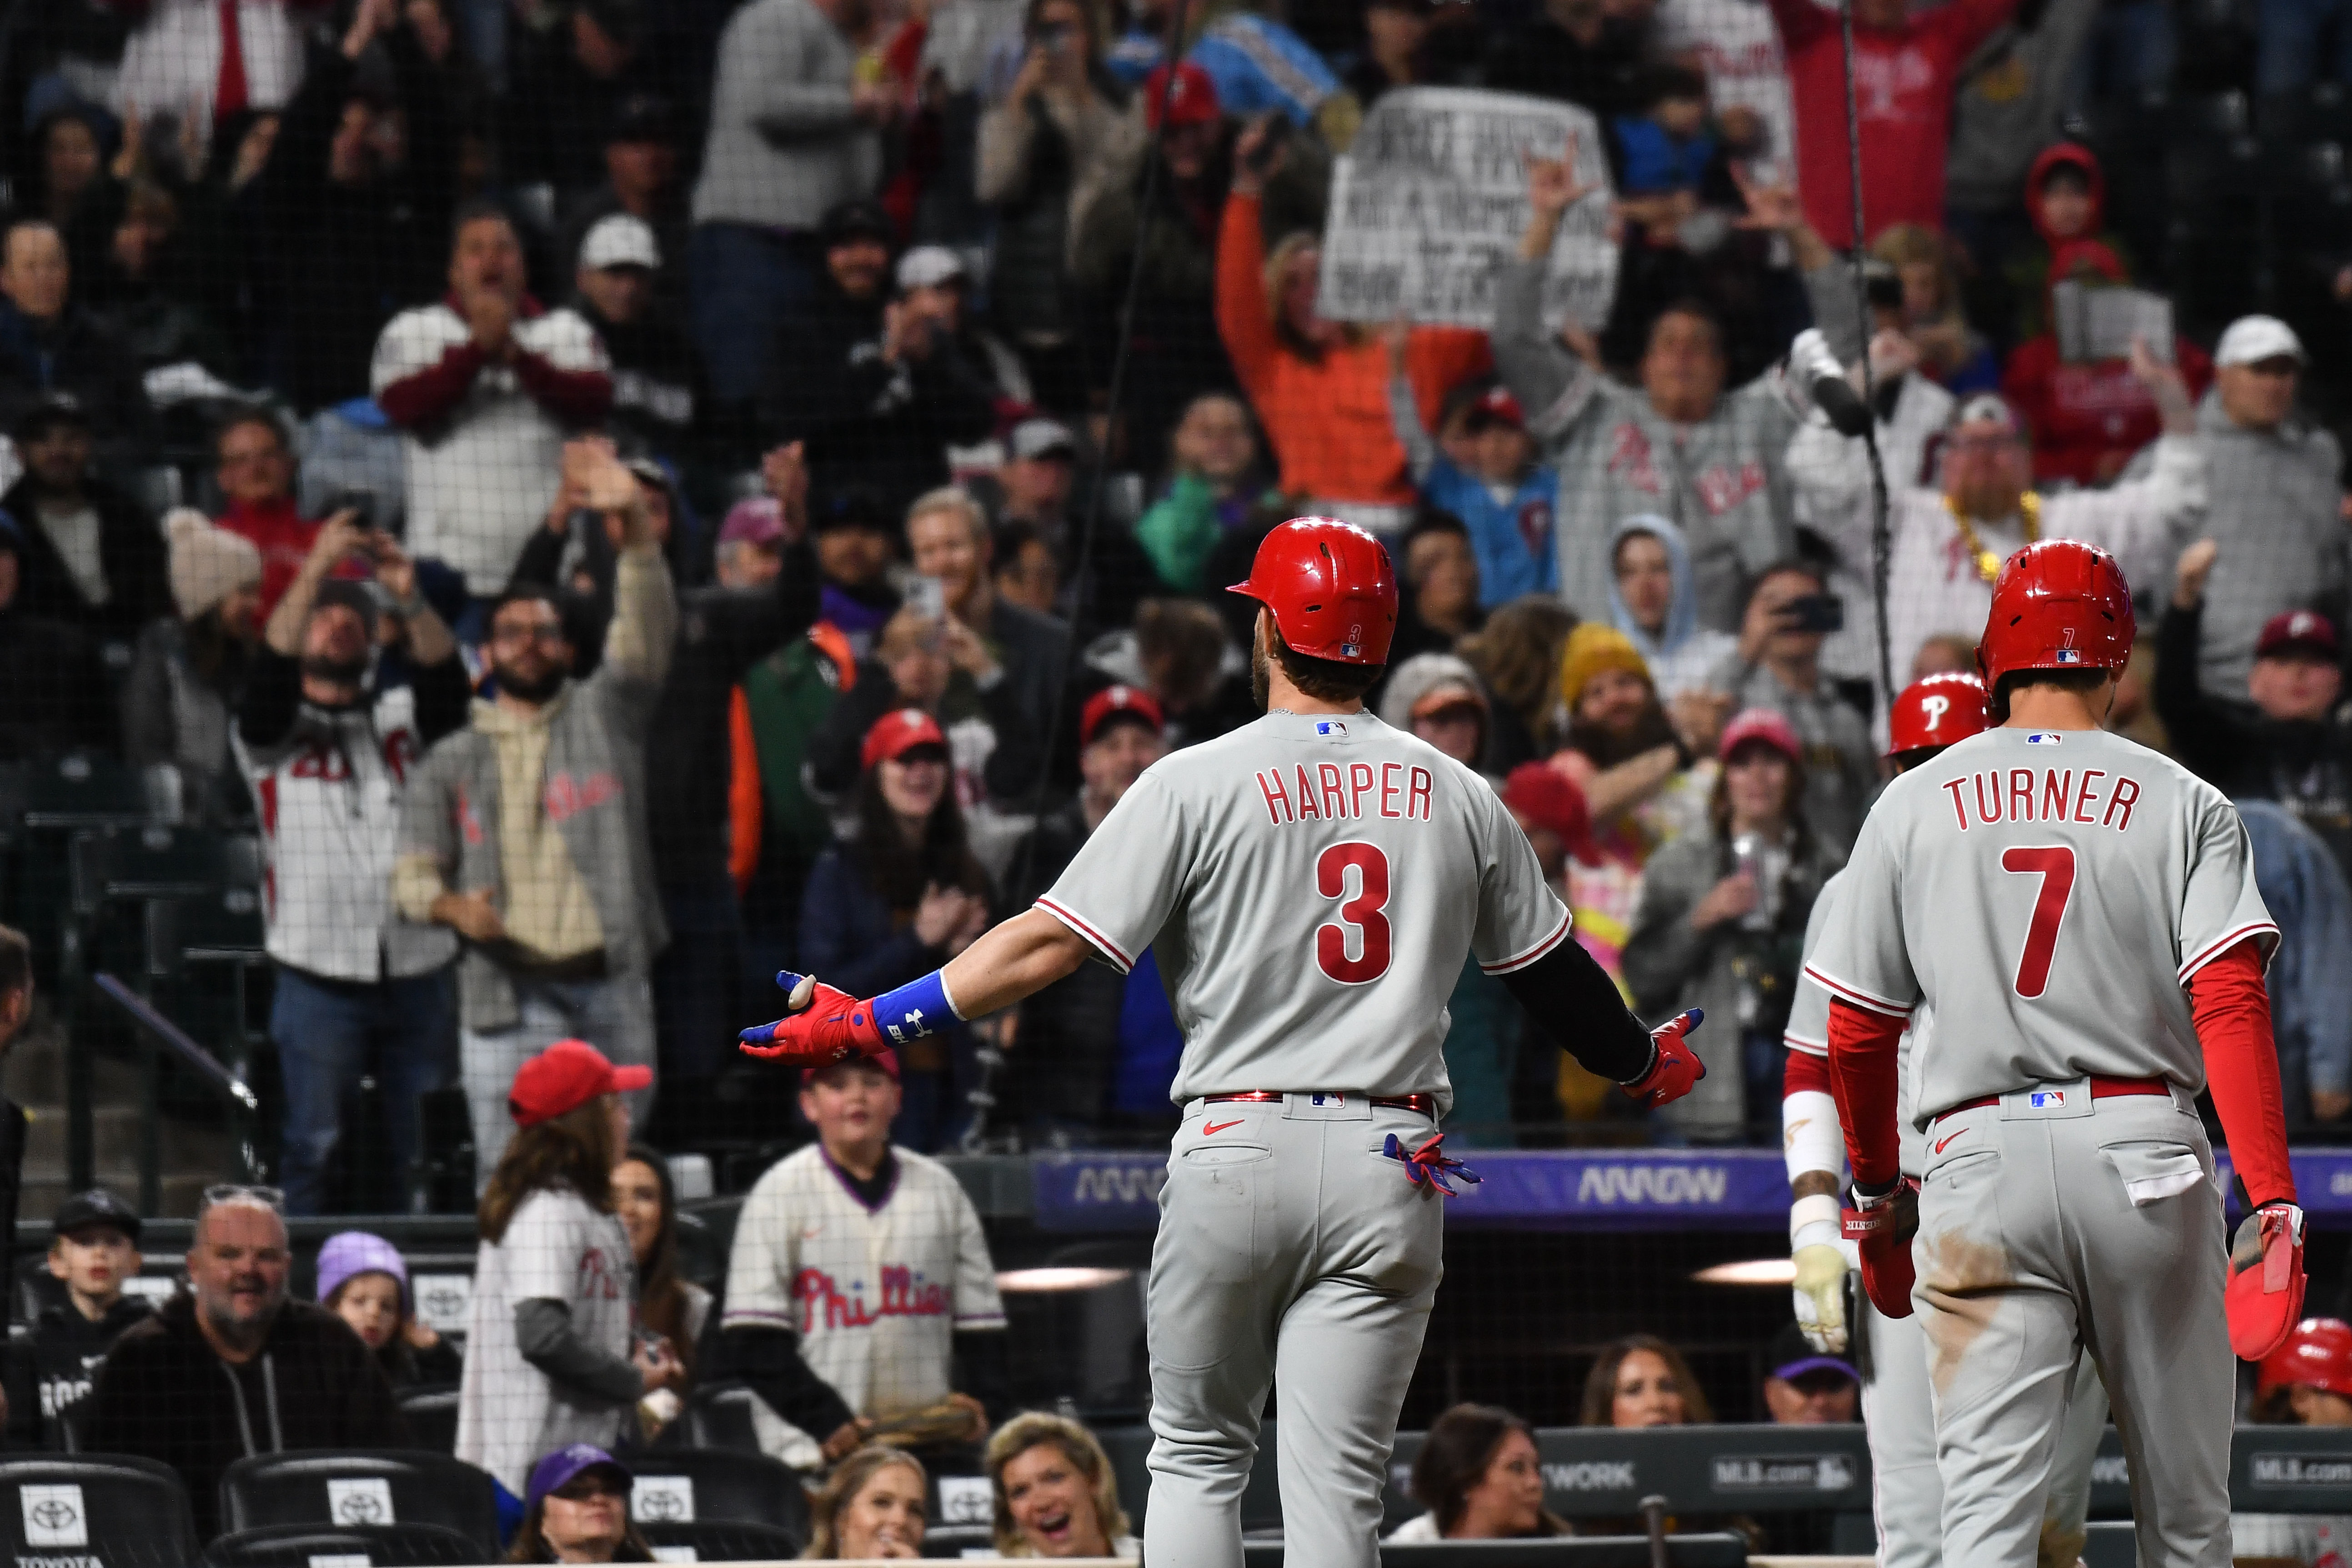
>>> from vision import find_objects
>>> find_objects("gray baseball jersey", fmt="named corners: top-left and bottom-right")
top-left (1807, 726), bottom-right (2275, 1118)
top-left (1037, 709), bottom-right (1571, 1112)
top-left (1786, 870), bottom-right (1928, 1175)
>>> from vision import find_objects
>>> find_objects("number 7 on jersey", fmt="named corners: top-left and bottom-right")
top-left (2001, 845), bottom-right (2077, 998)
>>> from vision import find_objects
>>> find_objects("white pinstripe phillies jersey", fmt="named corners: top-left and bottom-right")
top-left (1035, 709), bottom-right (1570, 1115)
top-left (721, 1145), bottom-right (1005, 1468)
top-left (1807, 726), bottom-right (2276, 1121)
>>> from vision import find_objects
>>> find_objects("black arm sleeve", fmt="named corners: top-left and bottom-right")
top-left (235, 646), bottom-right (304, 748)
top-left (1499, 936), bottom-right (1656, 1083)
top-left (718, 1324), bottom-right (857, 1438)
top-left (2151, 599), bottom-right (2252, 781)
top-left (409, 648), bottom-right (474, 748)
top-left (512, 1298), bottom-right (643, 1407)
top-left (952, 1328), bottom-right (1010, 1424)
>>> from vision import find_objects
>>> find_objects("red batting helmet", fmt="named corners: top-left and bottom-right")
top-left (1228, 516), bottom-right (1399, 665)
top-left (1975, 539), bottom-right (2136, 693)
top-left (1886, 672), bottom-right (1990, 758)
top-left (2258, 1318), bottom-right (2352, 1399)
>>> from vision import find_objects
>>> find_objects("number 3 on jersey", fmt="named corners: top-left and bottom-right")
top-left (1316, 841), bottom-right (1392, 984)
top-left (2001, 845), bottom-right (2077, 998)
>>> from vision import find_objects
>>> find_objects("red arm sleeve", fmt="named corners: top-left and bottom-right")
top-left (1785, 1047), bottom-right (1833, 1097)
top-left (1214, 194), bottom-right (1279, 406)
top-left (376, 341), bottom-right (488, 428)
top-left (1828, 998), bottom-right (1906, 1188)
top-left (513, 350), bottom-right (615, 427)
top-left (2191, 939), bottom-right (2297, 1209)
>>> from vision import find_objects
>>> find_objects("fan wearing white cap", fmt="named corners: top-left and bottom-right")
top-left (2151, 314), bottom-right (2345, 703)
top-left (894, 244), bottom-right (1032, 411)
top-left (1784, 339), bottom-right (2203, 719)
top-left (572, 214), bottom-right (697, 451)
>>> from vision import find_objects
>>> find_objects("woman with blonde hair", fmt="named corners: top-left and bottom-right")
top-left (984, 1412), bottom-right (1138, 1558)
top-left (802, 1446), bottom-right (928, 1560)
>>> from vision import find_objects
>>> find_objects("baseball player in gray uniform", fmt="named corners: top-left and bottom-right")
top-left (740, 516), bottom-right (1707, 1568)
top-left (1808, 540), bottom-right (2306, 1568)
top-left (1784, 673), bottom-right (2109, 1568)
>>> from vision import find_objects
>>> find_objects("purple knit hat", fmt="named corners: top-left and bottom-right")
top-left (315, 1230), bottom-right (409, 1310)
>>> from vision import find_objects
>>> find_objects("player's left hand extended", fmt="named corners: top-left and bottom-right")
top-left (738, 970), bottom-right (888, 1065)
top-left (1623, 1008), bottom-right (1705, 1108)
top-left (2228, 1201), bottom-right (2307, 1360)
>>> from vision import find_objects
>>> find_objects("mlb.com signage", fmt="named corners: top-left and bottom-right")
top-left (1029, 1150), bottom-right (1793, 1231)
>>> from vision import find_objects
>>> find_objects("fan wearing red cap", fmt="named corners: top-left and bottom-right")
top-left (739, 514), bottom-right (1702, 1568)
top-left (1387, 362), bottom-right (1557, 604)
top-left (456, 1040), bottom-right (680, 1496)
top-left (1807, 539), bottom-right (2296, 1568)
top-left (1618, 706), bottom-right (1830, 1147)
top-left (2158, 547), bottom-right (2349, 863)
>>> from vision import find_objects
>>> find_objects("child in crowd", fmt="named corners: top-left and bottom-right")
top-left (1387, 343), bottom-right (1557, 606)
top-left (6, 1188), bottom-right (152, 1450)
top-left (1611, 65), bottom-right (1719, 215)
top-left (318, 1230), bottom-right (462, 1391)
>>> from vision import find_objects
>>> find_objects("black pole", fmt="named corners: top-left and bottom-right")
top-left (1838, 0), bottom-right (1897, 711)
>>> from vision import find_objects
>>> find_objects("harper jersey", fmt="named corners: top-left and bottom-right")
top-left (1034, 709), bottom-right (1571, 1113)
top-left (721, 1145), bottom-right (1005, 1469)
top-left (455, 1184), bottom-right (637, 1495)
top-left (1807, 726), bottom-right (2275, 1120)
top-left (1785, 870), bottom-right (1930, 1177)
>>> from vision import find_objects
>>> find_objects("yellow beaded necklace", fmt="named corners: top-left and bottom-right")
top-left (1945, 491), bottom-right (2041, 584)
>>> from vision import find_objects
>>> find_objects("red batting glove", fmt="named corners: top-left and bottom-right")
top-left (738, 970), bottom-right (888, 1066)
top-left (1843, 1177), bottom-right (1921, 1318)
top-left (2227, 1202), bottom-right (2307, 1360)
top-left (1623, 1008), bottom-right (1705, 1108)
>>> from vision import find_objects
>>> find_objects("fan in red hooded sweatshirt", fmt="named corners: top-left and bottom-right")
top-left (2001, 236), bottom-right (2211, 488)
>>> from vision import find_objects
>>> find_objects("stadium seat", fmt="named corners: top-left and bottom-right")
top-left (217, 1452), bottom-right (500, 1560)
top-left (626, 1448), bottom-right (809, 1536)
top-left (394, 1386), bottom-right (459, 1456)
top-left (674, 1383), bottom-right (766, 1454)
top-left (204, 1521), bottom-right (484, 1568)
top-left (921, 1522), bottom-right (996, 1557)
top-left (0, 1453), bottom-right (200, 1568)
top-left (639, 1519), bottom-right (806, 1562)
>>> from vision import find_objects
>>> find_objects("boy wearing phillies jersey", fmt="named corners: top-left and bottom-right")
top-left (718, 1051), bottom-right (1005, 1471)
top-left (1812, 541), bottom-right (2301, 1568)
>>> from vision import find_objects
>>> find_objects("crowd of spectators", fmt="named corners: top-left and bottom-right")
top-left (4, 0), bottom-right (2352, 1217)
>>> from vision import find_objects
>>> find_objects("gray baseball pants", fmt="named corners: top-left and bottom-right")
top-left (1862, 1284), bottom-right (2109, 1568)
top-left (1913, 1083), bottom-right (2229, 1568)
top-left (1144, 1094), bottom-right (1444, 1568)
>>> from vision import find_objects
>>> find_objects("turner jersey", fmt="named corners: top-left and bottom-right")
top-left (1807, 726), bottom-right (2275, 1121)
top-left (1785, 870), bottom-right (1930, 1176)
top-left (1035, 710), bottom-right (1571, 1113)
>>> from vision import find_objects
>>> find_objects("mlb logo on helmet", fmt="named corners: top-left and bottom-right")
top-left (2054, 629), bottom-right (2081, 664)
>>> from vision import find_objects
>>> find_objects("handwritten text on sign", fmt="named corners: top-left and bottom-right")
top-left (1319, 87), bottom-right (1616, 331)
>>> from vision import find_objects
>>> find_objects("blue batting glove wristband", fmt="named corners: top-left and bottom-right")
top-left (870, 970), bottom-right (961, 1045)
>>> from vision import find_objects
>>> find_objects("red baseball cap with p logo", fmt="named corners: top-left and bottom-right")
top-left (508, 1039), bottom-right (652, 1127)
top-left (862, 707), bottom-right (948, 770)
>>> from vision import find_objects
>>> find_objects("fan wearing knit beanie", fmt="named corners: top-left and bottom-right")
top-left (1548, 621), bottom-right (1713, 1120)
top-left (120, 512), bottom-right (266, 819)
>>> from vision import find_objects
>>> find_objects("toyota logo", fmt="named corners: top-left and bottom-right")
top-left (637, 1489), bottom-right (686, 1522)
top-left (28, 1501), bottom-right (76, 1533)
top-left (335, 1495), bottom-right (387, 1524)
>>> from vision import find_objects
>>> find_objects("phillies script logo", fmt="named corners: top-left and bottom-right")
top-left (543, 770), bottom-right (620, 821)
top-left (795, 1265), bottom-right (950, 1329)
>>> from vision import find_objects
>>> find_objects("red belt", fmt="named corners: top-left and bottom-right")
top-left (1204, 1091), bottom-right (1437, 1118)
top-left (1942, 1075), bottom-right (2171, 1116)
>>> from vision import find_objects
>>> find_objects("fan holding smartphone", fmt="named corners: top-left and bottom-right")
top-left (1713, 562), bottom-right (1881, 855)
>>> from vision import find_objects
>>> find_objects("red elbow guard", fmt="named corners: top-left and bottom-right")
top-left (1828, 998), bottom-right (1907, 1188)
top-left (2192, 940), bottom-right (2296, 1210)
